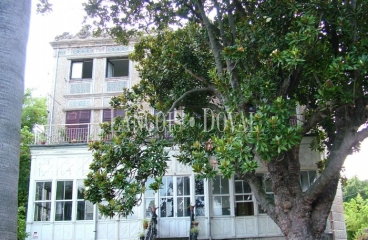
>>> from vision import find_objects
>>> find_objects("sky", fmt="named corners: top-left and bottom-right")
top-left (24, 0), bottom-right (368, 180)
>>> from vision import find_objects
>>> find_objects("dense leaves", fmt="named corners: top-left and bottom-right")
top-left (344, 194), bottom-right (368, 240)
top-left (82, 0), bottom-right (368, 239)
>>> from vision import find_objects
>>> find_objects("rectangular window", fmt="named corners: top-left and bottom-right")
top-left (102, 109), bottom-right (125, 123)
top-left (212, 176), bottom-right (230, 216)
top-left (76, 180), bottom-right (94, 220)
top-left (34, 181), bottom-right (52, 221)
top-left (234, 177), bottom-right (254, 216)
top-left (176, 176), bottom-right (191, 217)
top-left (65, 110), bottom-right (91, 142)
top-left (195, 178), bottom-right (205, 216)
top-left (71, 60), bottom-right (93, 79)
top-left (159, 176), bottom-right (174, 217)
top-left (55, 181), bottom-right (73, 221)
top-left (145, 178), bottom-right (156, 218)
top-left (256, 173), bottom-right (274, 214)
top-left (300, 170), bottom-right (317, 192)
top-left (106, 58), bottom-right (129, 77)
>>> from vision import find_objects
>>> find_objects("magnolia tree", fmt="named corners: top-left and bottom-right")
top-left (79, 0), bottom-right (368, 239)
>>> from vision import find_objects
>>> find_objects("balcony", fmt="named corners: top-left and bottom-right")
top-left (34, 123), bottom-right (101, 145)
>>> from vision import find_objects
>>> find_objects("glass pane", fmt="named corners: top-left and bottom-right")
top-left (184, 177), bottom-right (190, 195)
top-left (236, 202), bottom-right (254, 216)
top-left (55, 201), bottom-right (72, 221)
top-left (82, 61), bottom-right (93, 78)
top-left (177, 177), bottom-right (184, 196)
top-left (221, 178), bottom-right (229, 194)
top-left (55, 202), bottom-right (63, 220)
top-left (71, 62), bottom-right (82, 78)
top-left (300, 171), bottom-right (309, 191)
top-left (85, 201), bottom-right (94, 220)
top-left (56, 181), bottom-right (64, 200)
top-left (195, 196), bottom-right (205, 216)
top-left (222, 196), bottom-right (230, 215)
top-left (265, 178), bottom-right (272, 192)
top-left (177, 197), bottom-right (190, 217)
top-left (309, 171), bottom-right (317, 185)
top-left (35, 182), bottom-right (52, 201)
top-left (34, 202), bottom-right (51, 221)
top-left (77, 201), bottom-right (85, 220)
top-left (160, 176), bottom-right (173, 196)
top-left (212, 196), bottom-right (222, 216)
top-left (212, 176), bottom-right (221, 194)
top-left (145, 178), bottom-right (155, 198)
top-left (145, 198), bottom-right (155, 218)
top-left (160, 197), bottom-right (173, 217)
top-left (64, 201), bottom-right (72, 220)
top-left (243, 182), bottom-right (252, 193)
top-left (235, 195), bottom-right (243, 201)
top-left (235, 181), bottom-right (243, 194)
top-left (77, 180), bottom-right (85, 199)
top-left (195, 179), bottom-right (204, 195)
top-left (65, 181), bottom-right (73, 199)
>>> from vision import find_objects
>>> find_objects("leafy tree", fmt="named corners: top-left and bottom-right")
top-left (343, 176), bottom-right (368, 202)
top-left (344, 194), bottom-right (368, 239)
top-left (0, 1), bottom-right (31, 239)
top-left (80, 0), bottom-right (368, 239)
top-left (22, 88), bottom-right (48, 130)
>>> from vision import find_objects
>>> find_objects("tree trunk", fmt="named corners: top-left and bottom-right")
top-left (0, 1), bottom-right (31, 239)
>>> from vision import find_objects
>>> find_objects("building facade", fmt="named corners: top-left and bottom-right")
top-left (26, 30), bottom-right (347, 240)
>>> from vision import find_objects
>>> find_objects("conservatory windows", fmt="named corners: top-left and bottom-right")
top-left (212, 176), bottom-right (231, 216)
top-left (33, 180), bottom-right (94, 221)
top-left (76, 180), bottom-right (94, 220)
top-left (145, 178), bottom-right (156, 218)
top-left (234, 176), bottom-right (254, 216)
top-left (55, 181), bottom-right (73, 221)
top-left (34, 181), bottom-right (52, 221)
top-left (195, 178), bottom-right (205, 216)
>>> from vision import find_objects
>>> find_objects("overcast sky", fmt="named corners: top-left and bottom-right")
top-left (23, 0), bottom-right (368, 180)
top-left (25, 0), bottom-right (86, 96)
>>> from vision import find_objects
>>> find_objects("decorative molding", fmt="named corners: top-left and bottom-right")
top-left (72, 48), bottom-right (94, 55)
top-left (106, 46), bottom-right (131, 53)
top-left (54, 32), bottom-right (73, 41)
top-left (68, 99), bottom-right (92, 108)
top-left (106, 81), bottom-right (128, 92)
top-left (69, 83), bottom-right (91, 94)
top-left (59, 49), bottom-right (67, 56)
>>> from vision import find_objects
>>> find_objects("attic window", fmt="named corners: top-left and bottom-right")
top-left (106, 58), bottom-right (129, 77)
top-left (71, 60), bottom-right (93, 79)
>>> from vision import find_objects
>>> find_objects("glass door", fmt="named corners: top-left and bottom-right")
top-left (158, 176), bottom-right (191, 238)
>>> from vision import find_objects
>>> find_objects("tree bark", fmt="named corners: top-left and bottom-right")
top-left (0, 1), bottom-right (31, 239)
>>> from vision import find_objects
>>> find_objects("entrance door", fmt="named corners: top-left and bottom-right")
top-left (158, 176), bottom-right (191, 237)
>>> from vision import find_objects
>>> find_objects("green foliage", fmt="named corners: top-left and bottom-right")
top-left (343, 176), bottom-right (368, 202)
top-left (22, 88), bottom-right (47, 130)
top-left (344, 194), bottom-right (368, 240)
top-left (83, 0), bottom-right (368, 232)
top-left (17, 206), bottom-right (30, 240)
top-left (84, 104), bottom-right (170, 217)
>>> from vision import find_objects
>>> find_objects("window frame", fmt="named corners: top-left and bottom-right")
top-left (34, 181), bottom-right (52, 221)
top-left (70, 59), bottom-right (93, 80)
top-left (106, 58), bottom-right (129, 78)
top-left (234, 176), bottom-right (255, 216)
top-left (211, 176), bottom-right (231, 216)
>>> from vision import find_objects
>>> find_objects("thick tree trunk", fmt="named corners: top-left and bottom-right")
top-left (0, 1), bottom-right (31, 239)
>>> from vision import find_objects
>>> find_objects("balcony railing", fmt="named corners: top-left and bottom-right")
top-left (34, 123), bottom-right (101, 145)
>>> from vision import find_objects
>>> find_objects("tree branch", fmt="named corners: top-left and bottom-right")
top-left (244, 172), bottom-right (277, 221)
top-left (305, 127), bottom-right (368, 202)
top-left (184, 68), bottom-right (211, 85)
top-left (167, 87), bottom-right (215, 113)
